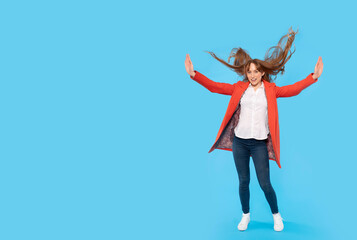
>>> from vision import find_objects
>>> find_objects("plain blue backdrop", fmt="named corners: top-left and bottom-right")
top-left (1, 0), bottom-right (356, 239)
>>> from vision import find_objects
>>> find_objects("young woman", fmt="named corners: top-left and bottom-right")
top-left (184, 28), bottom-right (323, 232)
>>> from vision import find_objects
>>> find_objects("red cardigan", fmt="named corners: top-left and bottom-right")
top-left (190, 71), bottom-right (318, 168)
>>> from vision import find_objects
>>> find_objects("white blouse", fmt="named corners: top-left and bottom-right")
top-left (234, 81), bottom-right (270, 140)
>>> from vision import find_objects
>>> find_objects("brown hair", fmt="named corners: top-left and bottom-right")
top-left (205, 27), bottom-right (298, 82)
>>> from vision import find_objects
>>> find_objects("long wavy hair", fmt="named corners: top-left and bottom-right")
top-left (205, 27), bottom-right (298, 82)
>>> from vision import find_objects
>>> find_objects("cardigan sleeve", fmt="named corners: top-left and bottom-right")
top-left (190, 70), bottom-right (235, 96)
top-left (275, 73), bottom-right (318, 98)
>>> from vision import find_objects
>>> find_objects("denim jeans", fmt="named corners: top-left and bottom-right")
top-left (232, 135), bottom-right (279, 214)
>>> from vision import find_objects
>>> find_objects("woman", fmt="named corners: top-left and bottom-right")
top-left (184, 27), bottom-right (323, 232)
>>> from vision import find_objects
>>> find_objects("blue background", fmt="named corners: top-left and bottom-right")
top-left (0, 0), bottom-right (356, 239)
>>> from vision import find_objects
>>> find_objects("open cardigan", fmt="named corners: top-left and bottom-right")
top-left (190, 71), bottom-right (318, 168)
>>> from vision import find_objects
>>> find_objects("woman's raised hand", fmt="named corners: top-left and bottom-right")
top-left (312, 56), bottom-right (323, 79)
top-left (185, 54), bottom-right (196, 77)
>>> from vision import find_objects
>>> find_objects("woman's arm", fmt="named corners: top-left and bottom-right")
top-left (275, 73), bottom-right (318, 98)
top-left (185, 54), bottom-right (235, 95)
top-left (275, 57), bottom-right (323, 98)
top-left (190, 71), bottom-right (235, 95)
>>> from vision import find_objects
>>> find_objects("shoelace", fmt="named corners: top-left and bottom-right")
top-left (239, 216), bottom-right (250, 224)
top-left (273, 215), bottom-right (284, 225)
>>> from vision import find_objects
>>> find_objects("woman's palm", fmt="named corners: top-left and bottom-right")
top-left (185, 54), bottom-right (194, 75)
top-left (314, 56), bottom-right (323, 78)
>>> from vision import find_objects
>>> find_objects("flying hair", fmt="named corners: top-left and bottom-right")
top-left (205, 27), bottom-right (299, 82)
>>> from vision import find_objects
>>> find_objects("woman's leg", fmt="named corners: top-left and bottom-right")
top-left (250, 139), bottom-right (279, 214)
top-left (232, 136), bottom-right (251, 214)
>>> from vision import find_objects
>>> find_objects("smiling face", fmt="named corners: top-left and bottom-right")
top-left (246, 63), bottom-right (265, 88)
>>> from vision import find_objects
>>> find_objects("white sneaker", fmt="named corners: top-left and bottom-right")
top-left (273, 212), bottom-right (284, 231)
top-left (237, 213), bottom-right (250, 231)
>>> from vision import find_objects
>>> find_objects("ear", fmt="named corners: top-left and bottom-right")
top-left (262, 72), bottom-right (265, 76)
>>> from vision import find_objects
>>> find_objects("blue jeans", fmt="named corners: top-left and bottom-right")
top-left (232, 135), bottom-right (279, 214)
